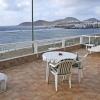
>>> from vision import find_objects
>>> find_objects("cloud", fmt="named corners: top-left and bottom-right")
top-left (95, 6), bottom-right (100, 16)
top-left (49, 0), bottom-right (100, 8)
top-left (4, 0), bottom-right (31, 11)
top-left (0, 10), bottom-right (31, 26)
top-left (0, 0), bottom-right (100, 25)
top-left (0, 0), bottom-right (7, 10)
top-left (0, 0), bottom-right (31, 25)
top-left (33, 0), bottom-right (100, 21)
top-left (49, 0), bottom-right (78, 8)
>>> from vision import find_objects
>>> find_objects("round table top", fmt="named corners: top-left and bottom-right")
top-left (42, 51), bottom-right (77, 62)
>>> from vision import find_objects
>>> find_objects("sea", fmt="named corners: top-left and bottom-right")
top-left (0, 26), bottom-right (100, 44)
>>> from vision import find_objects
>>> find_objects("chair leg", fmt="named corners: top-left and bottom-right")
top-left (78, 69), bottom-right (84, 83)
top-left (78, 69), bottom-right (81, 83)
top-left (3, 80), bottom-right (7, 91)
top-left (55, 75), bottom-right (58, 91)
top-left (1, 80), bottom-right (6, 91)
top-left (81, 69), bottom-right (84, 78)
top-left (69, 74), bottom-right (71, 88)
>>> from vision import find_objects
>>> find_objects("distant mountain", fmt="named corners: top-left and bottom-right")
top-left (63, 17), bottom-right (80, 22)
top-left (83, 18), bottom-right (99, 22)
top-left (19, 17), bottom-right (100, 29)
top-left (19, 22), bottom-right (32, 26)
top-left (33, 20), bottom-right (51, 26)
top-left (19, 20), bottom-right (51, 26)
top-left (51, 17), bottom-right (80, 26)
top-left (19, 17), bottom-right (80, 26)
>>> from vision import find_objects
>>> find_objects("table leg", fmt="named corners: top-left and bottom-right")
top-left (46, 62), bottom-right (49, 83)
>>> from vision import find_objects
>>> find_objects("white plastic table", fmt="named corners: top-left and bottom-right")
top-left (85, 44), bottom-right (94, 49)
top-left (42, 51), bottom-right (77, 82)
top-left (88, 45), bottom-right (100, 53)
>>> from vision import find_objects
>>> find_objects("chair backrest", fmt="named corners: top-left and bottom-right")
top-left (74, 53), bottom-right (88, 68)
top-left (56, 59), bottom-right (75, 75)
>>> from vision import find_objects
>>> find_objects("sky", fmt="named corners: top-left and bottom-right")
top-left (0, 0), bottom-right (31, 26)
top-left (0, 0), bottom-right (100, 26)
top-left (34, 0), bottom-right (100, 21)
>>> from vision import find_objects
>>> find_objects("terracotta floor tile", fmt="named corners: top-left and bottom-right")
top-left (0, 49), bottom-right (100, 100)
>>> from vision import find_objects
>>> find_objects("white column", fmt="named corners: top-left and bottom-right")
top-left (80, 36), bottom-right (83, 44)
top-left (89, 36), bottom-right (91, 44)
top-left (62, 39), bottom-right (65, 48)
top-left (34, 41), bottom-right (38, 54)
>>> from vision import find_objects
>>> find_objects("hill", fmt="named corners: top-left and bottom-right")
top-left (19, 17), bottom-right (100, 29)
top-left (19, 22), bottom-right (32, 26)
top-left (19, 17), bottom-right (80, 26)
top-left (83, 18), bottom-right (99, 22)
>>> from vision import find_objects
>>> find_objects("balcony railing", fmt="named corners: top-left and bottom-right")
top-left (34, 36), bottom-right (80, 53)
top-left (0, 35), bottom-right (100, 60)
top-left (81, 35), bottom-right (100, 45)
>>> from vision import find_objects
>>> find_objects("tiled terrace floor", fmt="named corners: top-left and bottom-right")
top-left (0, 49), bottom-right (100, 100)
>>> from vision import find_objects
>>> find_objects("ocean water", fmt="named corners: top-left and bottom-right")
top-left (0, 26), bottom-right (100, 44)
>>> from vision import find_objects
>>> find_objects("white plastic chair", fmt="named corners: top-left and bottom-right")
top-left (0, 73), bottom-right (7, 92)
top-left (72, 53), bottom-right (88, 83)
top-left (49, 59), bottom-right (75, 91)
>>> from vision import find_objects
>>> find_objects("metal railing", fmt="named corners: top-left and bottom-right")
top-left (81, 35), bottom-right (100, 45)
top-left (0, 41), bottom-right (33, 53)
top-left (0, 36), bottom-right (80, 53)
top-left (32, 36), bottom-right (80, 53)
top-left (0, 34), bottom-right (100, 60)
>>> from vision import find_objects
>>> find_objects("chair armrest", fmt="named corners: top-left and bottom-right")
top-left (76, 60), bottom-right (81, 63)
top-left (49, 63), bottom-right (56, 67)
top-left (75, 60), bottom-right (84, 69)
top-left (76, 60), bottom-right (81, 65)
